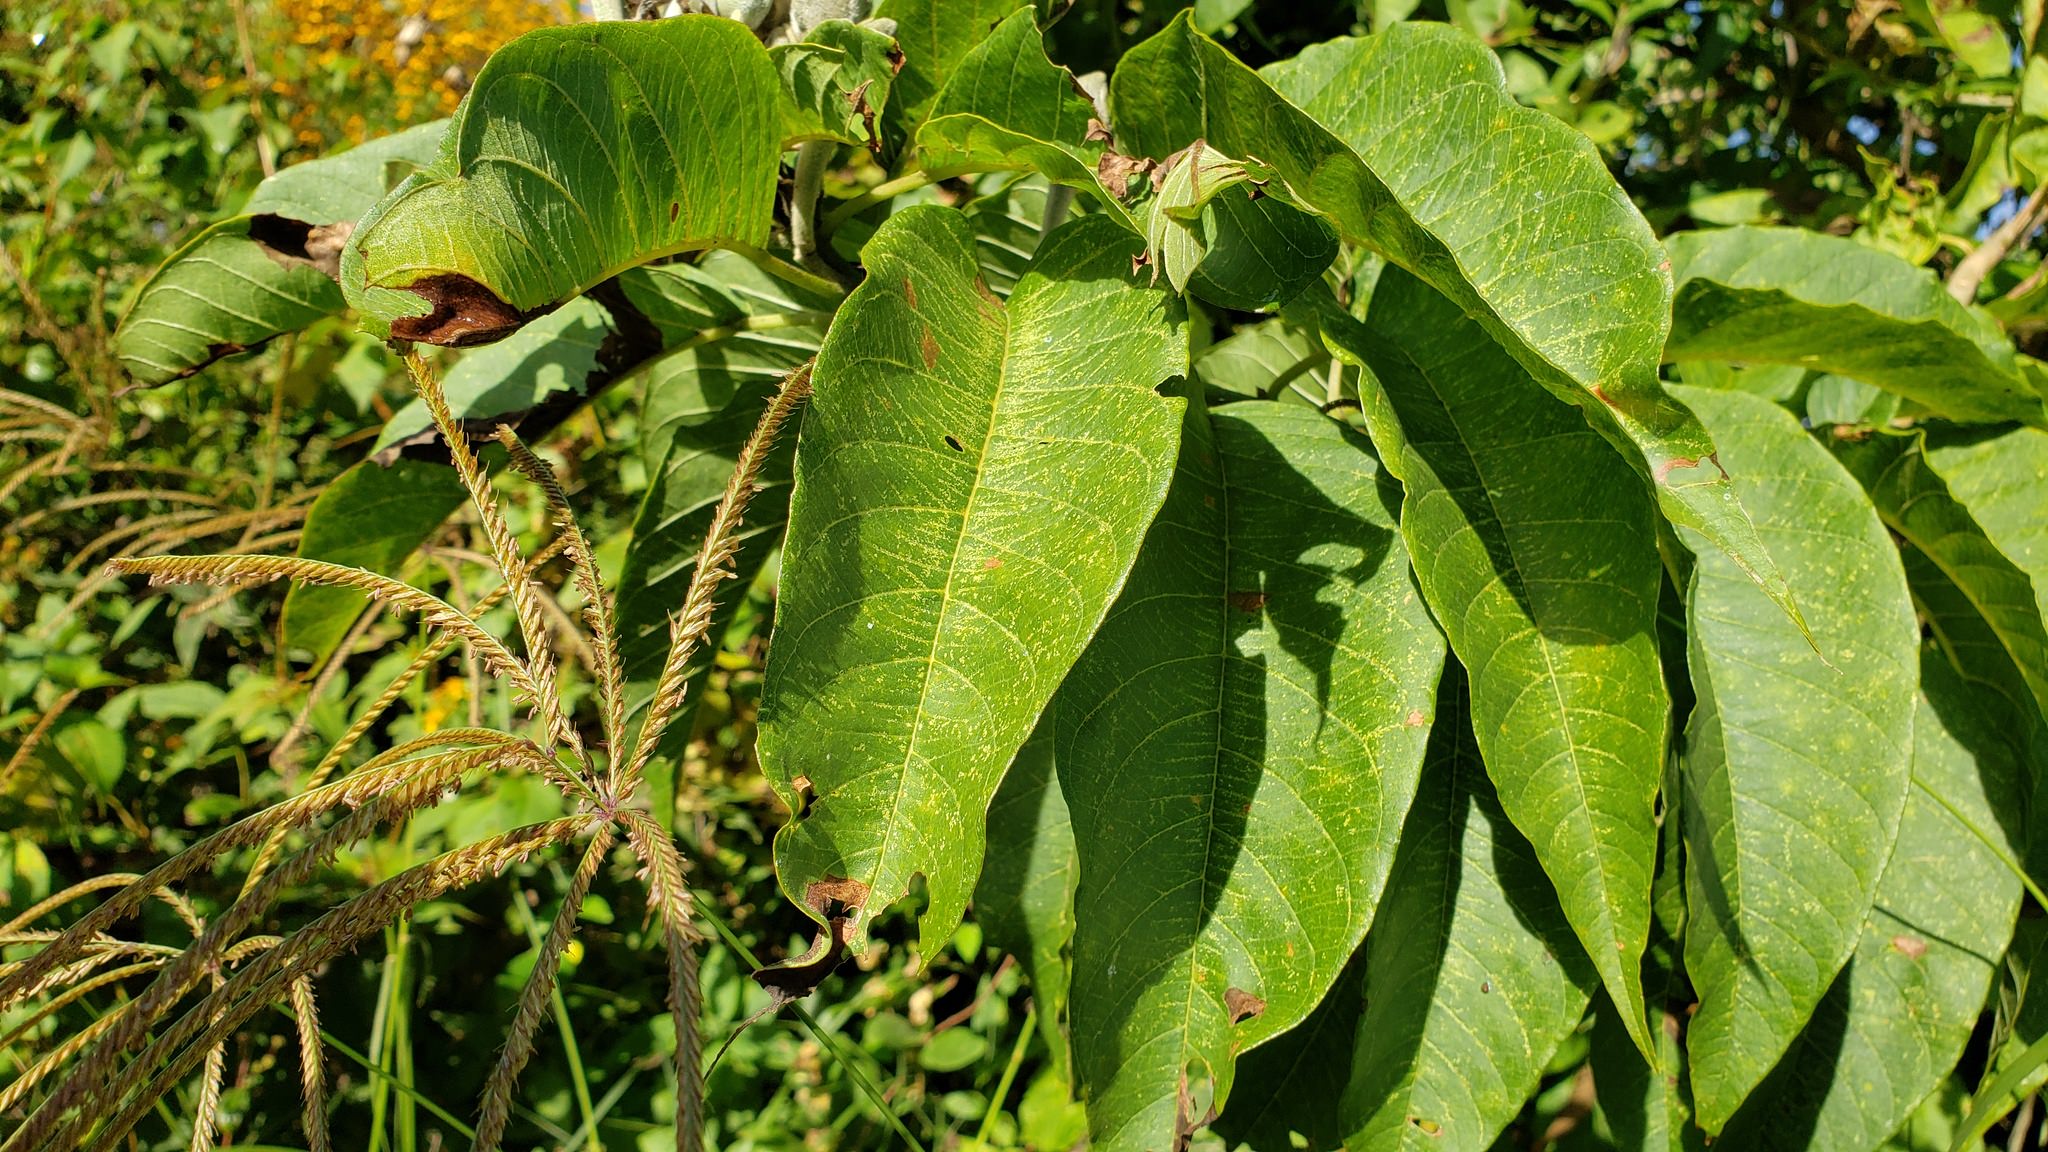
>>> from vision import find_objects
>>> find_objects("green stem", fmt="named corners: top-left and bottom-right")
top-left (516, 890), bottom-right (605, 1152)
top-left (1956, 1030), bottom-right (2048, 1152)
top-left (974, 1002), bottom-right (1035, 1146)
top-left (272, 1006), bottom-right (478, 1139)
top-left (725, 241), bottom-right (846, 301)
top-left (696, 899), bottom-right (930, 1152)
top-left (821, 171), bottom-right (937, 231)
top-left (790, 140), bottom-right (834, 264)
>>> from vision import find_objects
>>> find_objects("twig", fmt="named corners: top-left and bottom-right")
top-left (1950, 183), bottom-right (2048, 304)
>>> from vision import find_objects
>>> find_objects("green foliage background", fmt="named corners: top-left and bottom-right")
top-left (7, 0), bottom-right (2048, 1149)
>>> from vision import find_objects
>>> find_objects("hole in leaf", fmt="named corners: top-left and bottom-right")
top-left (944, 435), bottom-right (963, 451)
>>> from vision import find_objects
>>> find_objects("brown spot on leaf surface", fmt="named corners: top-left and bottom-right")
top-left (1229, 590), bottom-right (1266, 613)
top-left (1891, 934), bottom-right (1928, 959)
top-left (390, 273), bottom-right (550, 347)
top-left (1224, 987), bottom-right (1265, 1024)
top-left (901, 277), bottom-right (918, 309)
top-left (921, 327), bottom-right (940, 371)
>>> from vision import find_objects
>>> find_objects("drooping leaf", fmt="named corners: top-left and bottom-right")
top-left (1715, 648), bottom-right (2024, 1149)
top-left (755, 209), bottom-right (1186, 953)
top-left (116, 120), bottom-right (445, 385)
top-left (1108, 15), bottom-right (1794, 623)
top-left (279, 458), bottom-right (466, 662)
top-left (1339, 269), bottom-right (1667, 1061)
top-left (1664, 227), bottom-right (2046, 427)
top-left (1342, 667), bottom-right (1597, 1152)
top-left (1057, 399), bottom-right (1446, 1152)
top-left (341, 15), bottom-right (783, 345)
top-left (1670, 384), bottom-right (1919, 1134)
top-left (770, 19), bottom-right (900, 149)
top-left (914, 10), bottom-right (1131, 227)
top-left (872, 0), bottom-right (1032, 154)
top-left (1833, 432), bottom-right (2048, 717)
top-left (973, 709), bottom-right (1078, 1078)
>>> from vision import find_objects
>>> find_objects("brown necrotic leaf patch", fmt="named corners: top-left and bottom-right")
top-left (390, 273), bottom-right (554, 347)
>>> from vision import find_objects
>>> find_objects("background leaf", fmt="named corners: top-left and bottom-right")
top-left (756, 209), bottom-right (1186, 952)
top-left (1664, 227), bottom-right (2046, 426)
top-left (115, 120), bottom-right (445, 385)
top-left (1057, 399), bottom-right (1445, 1152)
top-left (1671, 384), bottom-right (1919, 1133)
top-left (973, 710), bottom-right (1078, 1078)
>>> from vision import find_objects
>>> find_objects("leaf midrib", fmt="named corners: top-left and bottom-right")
top-left (865, 275), bottom-right (1015, 918)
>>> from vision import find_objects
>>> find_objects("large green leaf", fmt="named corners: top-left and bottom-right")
top-left (973, 709), bottom-right (1077, 1078)
top-left (755, 209), bottom-right (1186, 952)
top-left (116, 121), bottom-right (445, 385)
top-left (913, 10), bottom-right (1131, 228)
top-left (1056, 399), bottom-right (1446, 1152)
top-left (1342, 667), bottom-right (1597, 1152)
top-left (1664, 227), bottom-right (2047, 427)
top-left (1670, 385), bottom-right (1919, 1134)
top-left (1716, 648), bottom-right (2024, 1149)
top-left (872, 0), bottom-right (1031, 156)
top-left (1834, 433), bottom-right (2048, 717)
top-left (1340, 269), bottom-right (1667, 1061)
top-left (1106, 15), bottom-right (1793, 622)
top-left (341, 15), bottom-right (782, 345)
top-left (1904, 546), bottom-right (2048, 876)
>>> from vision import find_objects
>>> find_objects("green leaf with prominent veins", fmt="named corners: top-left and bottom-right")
top-left (1833, 432), bottom-right (2048, 717)
top-left (1924, 426), bottom-right (2048, 668)
top-left (1670, 385), bottom-right (1919, 1134)
top-left (1342, 667), bottom-right (1598, 1152)
top-left (756, 209), bottom-right (1186, 952)
top-left (1056, 399), bottom-right (1446, 1152)
top-left (1110, 14), bottom-right (1796, 624)
top-left (1338, 269), bottom-right (1667, 1063)
top-left (341, 15), bottom-right (782, 346)
top-left (1665, 227), bottom-right (2047, 427)
top-left (1716, 648), bottom-right (2023, 1149)
top-left (872, 0), bottom-right (1031, 154)
top-left (116, 120), bottom-right (445, 385)
top-left (914, 10), bottom-right (1132, 228)
top-left (974, 709), bottom-right (1078, 1079)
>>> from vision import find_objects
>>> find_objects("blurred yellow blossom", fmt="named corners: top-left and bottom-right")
top-left (273, 0), bottom-right (573, 141)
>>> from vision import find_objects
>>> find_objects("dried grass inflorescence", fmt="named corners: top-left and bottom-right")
top-left (0, 354), bottom-right (816, 1152)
